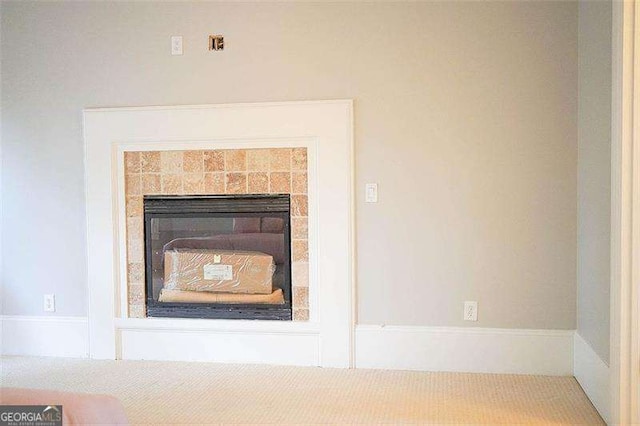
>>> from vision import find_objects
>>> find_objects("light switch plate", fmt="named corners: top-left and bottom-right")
top-left (365, 183), bottom-right (378, 203)
top-left (171, 36), bottom-right (183, 55)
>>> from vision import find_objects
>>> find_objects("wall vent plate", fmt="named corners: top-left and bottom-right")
top-left (209, 35), bottom-right (224, 51)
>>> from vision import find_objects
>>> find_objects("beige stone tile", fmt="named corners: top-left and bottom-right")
top-left (292, 148), bottom-right (307, 171)
top-left (128, 284), bottom-right (145, 305)
top-left (128, 262), bottom-right (145, 284)
top-left (291, 172), bottom-right (307, 194)
top-left (161, 151), bottom-right (183, 173)
top-left (248, 172), bottom-right (269, 193)
top-left (246, 149), bottom-right (270, 171)
top-left (293, 287), bottom-right (309, 308)
top-left (204, 173), bottom-right (225, 194)
top-left (124, 152), bottom-right (140, 173)
top-left (141, 174), bottom-right (161, 194)
top-left (291, 195), bottom-right (308, 217)
top-left (183, 150), bottom-right (204, 173)
top-left (125, 174), bottom-right (141, 196)
top-left (269, 172), bottom-right (291, 193)
top-left (204, 150), bottom-right (224, 172)
top-left (226, 173), bottom-right (247, 194)
top-left (225, 150), bottom-right (246, 171)
top-left (161, 174), bottom-right (183, 194)
top-left (129, 304), bottom-right (145, 318)
top-left (270, 148), bottom-right (291, 171)
top-left (183, 173), bottom-right (205, 194)
top-left (292, 240), bottom-right (309, 262)
top-left (127, 217), bottom-right (143, 242)
top-left (126, 196), bottom-right (142, 217)
top-left (140, 151), bottom-right (160, 173)
top-left (293, 308), bottom-right (309, 321)
top-left (292, 262), bottom-right (309, 287)
top-left (127, 238), bottom-right (144, 263)
top-left (292, 217), bottom-right (308, 239)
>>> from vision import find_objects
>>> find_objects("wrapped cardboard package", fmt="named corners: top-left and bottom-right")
top-left (159, 288), bottom-right (284, 304)
top-left (164, 249), bottom-right (274, 294)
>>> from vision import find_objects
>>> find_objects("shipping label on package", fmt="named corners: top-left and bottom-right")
top-left (203, 264), bottom-right (233, 280)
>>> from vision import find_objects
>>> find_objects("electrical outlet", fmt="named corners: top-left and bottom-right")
top-left (464, 301), bottom-right (477, 321)
top-left (44, 294), bottom-right (55, 312)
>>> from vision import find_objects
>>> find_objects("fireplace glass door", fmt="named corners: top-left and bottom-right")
top-left (144, 195), bottom-right (292, 320)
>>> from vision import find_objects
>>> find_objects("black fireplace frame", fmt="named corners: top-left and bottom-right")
top-left (143, 194), bottom-right (292, 320)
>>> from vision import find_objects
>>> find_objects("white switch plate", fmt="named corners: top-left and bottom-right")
top-left (44, 294), bottom-right (55, 312)
top-left (464, 301), bottom-right (477, 321)
top-left (365, 183), bottom-right (378, 203)
top-left (171, 36), bottom-right (183, 55)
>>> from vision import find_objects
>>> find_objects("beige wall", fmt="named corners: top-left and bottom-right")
top-left (577, 0), bottom-right (612, 363)
top-left (1, 1), bottom-right (578, 329)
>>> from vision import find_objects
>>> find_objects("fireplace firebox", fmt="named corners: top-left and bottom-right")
top-left (143, 195), bottom-right (292, 320)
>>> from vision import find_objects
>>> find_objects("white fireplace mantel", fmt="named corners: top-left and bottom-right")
top-left (83, 100), bottom-right (354, 368)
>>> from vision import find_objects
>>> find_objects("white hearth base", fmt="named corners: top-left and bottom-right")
top-left (116, 318), bottom-right (320, 366)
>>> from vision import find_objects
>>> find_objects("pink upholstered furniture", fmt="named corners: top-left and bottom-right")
top-left (0, 388), bottom-right (128, 425)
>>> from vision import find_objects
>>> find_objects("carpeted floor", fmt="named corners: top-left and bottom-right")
top-left (0, 356), bottom-right (603, 425)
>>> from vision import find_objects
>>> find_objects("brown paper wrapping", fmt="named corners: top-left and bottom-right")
top-left (159, 288), bottom-right (284, 304)
top-left (164, 249), bottom-right (274, 294)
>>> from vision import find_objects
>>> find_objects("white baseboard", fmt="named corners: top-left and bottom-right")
top-left (0, 315), bottom-right (88, 358)
top-left (355, 325), bottom-right (574, 376)
top-left (574, 332), bottom-right (610, 423)
top-left (116, 318), bottom-right (321, 366)
top-left (0, 317), bottom-right (577, 379)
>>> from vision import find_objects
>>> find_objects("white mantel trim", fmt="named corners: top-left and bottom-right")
top-left (83, 100), bottom-right (354, 368)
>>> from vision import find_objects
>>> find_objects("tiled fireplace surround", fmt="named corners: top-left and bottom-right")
top-left (124, 148), bottom-right (310, 321)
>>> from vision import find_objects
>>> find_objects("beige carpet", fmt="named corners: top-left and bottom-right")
top-left (0, 356), bottom-right (603, 425)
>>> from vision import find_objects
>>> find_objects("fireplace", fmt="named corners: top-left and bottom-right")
top-left (144, 194), bottom-right (292, 320)
top-left (84, 100), bottom-right (353, 365)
